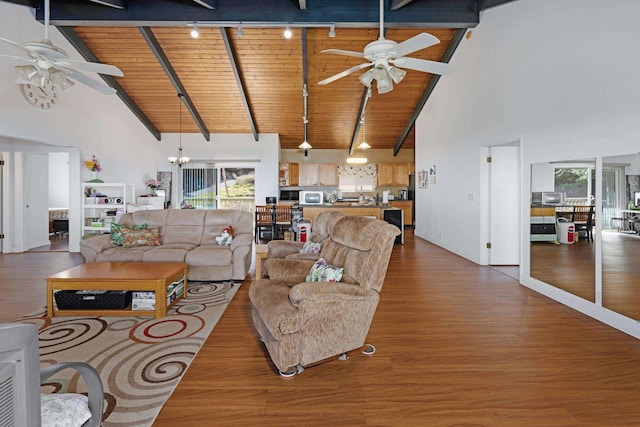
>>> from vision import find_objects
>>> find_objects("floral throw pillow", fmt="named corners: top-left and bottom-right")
top-left (110, 223), bottom-right (147, 246)
top-left (300, 241), bottom-right (321, 254)
top-left (305, 258), bottom-right (343, 282)
top-left (121, 227), bottom-right (161, 248)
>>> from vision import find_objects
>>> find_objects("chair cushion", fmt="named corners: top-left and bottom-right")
top-left (41, 393), bottom-right (91, 427)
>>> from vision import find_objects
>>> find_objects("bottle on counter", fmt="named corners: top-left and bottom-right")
top-left (359, 193), bottom-right (364, 204)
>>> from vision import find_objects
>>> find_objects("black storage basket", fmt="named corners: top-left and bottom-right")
top-left (54, 290), bottom-right (132, 310)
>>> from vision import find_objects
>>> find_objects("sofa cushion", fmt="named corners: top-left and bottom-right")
top-left (163, 210), bottom-right (207, 245)
top-left (186, 245), bottom-right (233, 266)
top-left (142, 246), bottom-right (190, 262)
top-left (201, 209), bottom-right (254, 245)
top-left (96, 246), bottom-right (154, 262)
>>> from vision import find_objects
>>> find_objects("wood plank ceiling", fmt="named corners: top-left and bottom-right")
top-left (2, 0), bottom-right (514, 153)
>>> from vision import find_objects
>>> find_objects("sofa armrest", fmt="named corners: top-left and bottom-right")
top-left (267, 240), bottom-right (304, 259)
top-left (265, 259), bottom-right (315, 283)
top-left (79, 235), bottom-right (112, 261)
top-left (230, 233), bottom-right (253, 251)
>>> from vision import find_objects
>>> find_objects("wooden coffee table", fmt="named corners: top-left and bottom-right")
top-left (47, 262), bottom-right (188, 319)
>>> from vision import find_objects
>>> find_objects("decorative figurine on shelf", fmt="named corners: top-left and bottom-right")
top-left (84, 155), bottom-right (103, 182)
top-left (145, 179), bottom-right (161, 197)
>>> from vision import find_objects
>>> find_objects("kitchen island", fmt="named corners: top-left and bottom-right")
top-left (300, 204), bottom-right (400, 221)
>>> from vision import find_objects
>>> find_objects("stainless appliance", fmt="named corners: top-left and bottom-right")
top-left (299, 190), bottom-right (324, 205)
top-left (398, 190), bottom-right (407, 200)
top-left (265, 196), bottom-right (276, 205)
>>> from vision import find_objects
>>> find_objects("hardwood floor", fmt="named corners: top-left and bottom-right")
top-left (3, 231), bottom-right (640, 425)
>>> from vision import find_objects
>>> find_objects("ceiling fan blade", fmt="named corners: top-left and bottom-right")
top-left (57, 58), bottom-right (124, 77)
top-left (395, 33), bottom-right (441, 58)
top-left (321, 49), bottom-right (365, 59)
top-left (60, 68), bottom-right (116, 95)
top-left (0, 54), bottom-right (36, 64)
top-left (0, 37), bottom-right (38, 57)
top-left (318, 62), bottom-right (373, 85)
top-left (391, 57), bottom-right (451, 76)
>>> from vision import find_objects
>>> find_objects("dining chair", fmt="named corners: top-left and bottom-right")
top-left (572, 205), bottom-right (594, 241)
top-left (273, 205), bottom-right (292, 240)
top-left (255, 205), bottom-right (275, 243)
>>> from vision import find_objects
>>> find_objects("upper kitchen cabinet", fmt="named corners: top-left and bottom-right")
top-left (299, 163), bottom-right (338, 186)
top-left (377, 163), bottom-right (410, 187)
top-left (279, 163), bottom-right (299, 187)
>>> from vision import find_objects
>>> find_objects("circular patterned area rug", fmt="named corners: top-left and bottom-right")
top-left (20, 281), bottom-right (238, 427)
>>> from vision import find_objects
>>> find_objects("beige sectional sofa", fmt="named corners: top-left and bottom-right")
top-left (79, 209), bottom-right (253, 281)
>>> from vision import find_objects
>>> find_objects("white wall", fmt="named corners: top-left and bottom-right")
top-left (416, 0), bottom-right (640, 337)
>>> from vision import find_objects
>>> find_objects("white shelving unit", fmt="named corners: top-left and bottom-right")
top-left (82, 182), bottom-right (135, 236)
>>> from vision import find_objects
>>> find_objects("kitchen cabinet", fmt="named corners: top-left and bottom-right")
top-left (298, 163), bottom-right (338, 186)
top-left (279, 162), bottom-right (299, 186)
top-left (390, 200), bottom-right (413, 226)
top-left (377, 163), bottom-right (410, 186)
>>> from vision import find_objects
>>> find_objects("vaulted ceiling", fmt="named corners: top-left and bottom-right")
top-left (2, 0), bottom-right (516, 154)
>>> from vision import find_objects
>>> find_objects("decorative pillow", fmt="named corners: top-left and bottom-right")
top-left (300, 241), bottom-right (321, 254)
top-left (121, 227), bottom-right (161, 248)
top-left (41, 393), bottom-right (92, 427)
top-left (306, 258), bottom-right (343, 282)
top-left (110, 223), bottom-right (147, 246)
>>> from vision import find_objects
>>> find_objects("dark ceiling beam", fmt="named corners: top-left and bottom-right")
top-left (139, 26), bottom-right (210, 141)
top-left (88, 0), bottom-right (126, 10)
top-left (56, 26), bottom-right (161, 141)
top-left (390, 0), bottom-right (414, 11)
top-left (42, 0), bottom-right (479, 29)
top-left (393, 28), bottom-right (466, 156)
top-left (348, 86), bottom-right (371, 156)
top-left (220, 27), bottom-right (258, 141)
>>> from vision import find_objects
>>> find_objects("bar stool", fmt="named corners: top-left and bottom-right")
top-left (610, 217), bottom-right (626, 232)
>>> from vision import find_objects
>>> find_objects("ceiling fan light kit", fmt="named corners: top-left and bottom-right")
top-left (0, 0), bottom-right (123, 101)
top-left (318, 0), bottom-right (450, 94)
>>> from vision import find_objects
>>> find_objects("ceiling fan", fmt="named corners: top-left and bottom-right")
top-left (318, 0), bottom-right (451, 94)
top-left (0, 0), bottom-right (123, 95)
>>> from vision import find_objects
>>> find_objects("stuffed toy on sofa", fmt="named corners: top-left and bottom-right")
top-left (216, 226), bottom-right (234, 245)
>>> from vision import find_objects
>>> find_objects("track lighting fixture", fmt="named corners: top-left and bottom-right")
top-left (328, 24), bottom-right (336, 38)
top-left (283, 26), bottom-right (292, 39)
top-left (190, 23), bottom-right (199, 38)
top-left (237, 23), bottom-right (244, 37)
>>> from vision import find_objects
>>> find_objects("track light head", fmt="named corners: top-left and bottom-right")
top-left (283, 26), bottom-right (292, 39)
top-left (190, 23), bottom-right (199, 38)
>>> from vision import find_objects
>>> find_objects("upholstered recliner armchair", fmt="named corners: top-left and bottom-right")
top-left (260, 211), bottom-right (345, 278)
top-left (249, 215), bottom-right (400, 376)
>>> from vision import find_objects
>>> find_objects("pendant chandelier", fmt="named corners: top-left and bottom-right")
top-left (168, 93), bottom-right (190, 167)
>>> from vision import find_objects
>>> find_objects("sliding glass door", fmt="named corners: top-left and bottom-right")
top-left (179, 163), bottom-right (254, 212)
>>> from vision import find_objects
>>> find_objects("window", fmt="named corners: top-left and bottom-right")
top-left (338, 164), bottom-right (377, 192)
top-left (180, 162), bottom-right (255, 211)
top-left (554, 166), bottom-right (595, 202)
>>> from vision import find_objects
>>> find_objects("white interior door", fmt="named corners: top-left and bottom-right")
top-left (489, 145), bottom-right (520, 265)
top-left (24, 152), bottom-right (49, 250)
